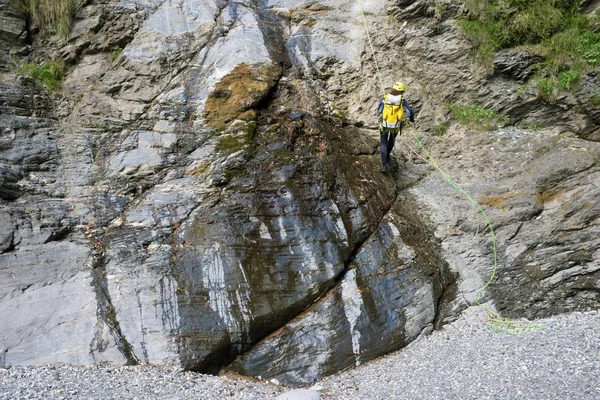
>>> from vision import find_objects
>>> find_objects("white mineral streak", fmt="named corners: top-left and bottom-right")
top-left (388, 221), bottom-right (401, 239)
top-left (403, 282), bottom-right (435, 342)
top-left (295, 225), bottom-right (319, 272)
top-left (235, 261), bottom-right (253, 337)
top-left (275, 216), bottom-right (288, 240)
top-left (341, 269), bottom-right (363, 366)
top-left (259, 223), bottom-right (272, 240)
top-left (288, 306), bottom-right (334, 383)
top-left (329, 202), bottom-right (348, 245)
top-left (203, 244), bottom-right (251, 351)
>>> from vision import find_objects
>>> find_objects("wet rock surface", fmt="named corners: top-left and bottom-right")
top-left (227, 194), bottom-right (456, 386)
top-left (0, 0), bottom-right (598, 386)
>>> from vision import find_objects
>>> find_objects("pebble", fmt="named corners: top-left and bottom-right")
top-left (1, 311), bottom-right (598, 400)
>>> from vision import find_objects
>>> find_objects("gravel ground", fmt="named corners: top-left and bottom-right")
top-left (0, 364), bottom-right (281, 400)
top-left (1, 310), bottom-right (598, 400)
top-left (319, 309), bottom-right (600, 400)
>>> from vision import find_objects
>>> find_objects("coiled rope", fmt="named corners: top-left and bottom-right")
top-left (357, 0), bottom-right (546, 335)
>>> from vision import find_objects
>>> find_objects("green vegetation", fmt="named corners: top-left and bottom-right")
top-left (518, 121), bottom-right (543, 131)
top-left (216, 134), bottom-right (248, 155)
top-left (448, 103), bottom-right (508, 130)
top-left (16, 60), bottom-right (64, 91)
top-left (537, 77), bottom-right (555, 102)
top-left (204, 63), bottom-right (281, 128)
top-left (330, 103), bottom-right (350, 124)
top-left (10, 0), bottom-right (76, 38)
top-left (109, 48), bottom-right (123, 64)
top-left (558, 69), bottom-right (579, 90)
top-left (215, 121), bottom-right (257, 156)
top-left (460, 0), bottom-right (600, 95)
top-left (433, 123), bottom-right (449, 136)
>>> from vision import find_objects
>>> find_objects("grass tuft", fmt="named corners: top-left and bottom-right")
top-left (433, 123), bottom-right (449, 136)
top-left (448, 103), bottom-right (508, 130)
top-left (16, 60), bottom-right (64, 91)
top-left (459, 0), bottom-right (600, 93)
top-left (10, 0), bottom-right (76, 38)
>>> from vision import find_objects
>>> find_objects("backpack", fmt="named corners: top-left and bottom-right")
top-left (381, 94), bottom-right (404, 128)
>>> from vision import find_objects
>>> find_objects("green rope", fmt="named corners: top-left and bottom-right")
top-left (406, 125), bottom-right (547, 335)
top-left (358, 0), bottom-right (385, 96)
top-left (357, 0), bottom-right (546, 335)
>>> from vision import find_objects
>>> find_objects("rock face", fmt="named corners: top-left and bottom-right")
top-left (227, 195), bottom-right (456, 385)
top-left (0, 0), bottom-right (599, 386)
top-left (493, 49), bottom-right (544, 82)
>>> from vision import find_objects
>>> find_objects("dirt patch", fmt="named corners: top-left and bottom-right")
top-left (478, 191), bottom-right (522, 210)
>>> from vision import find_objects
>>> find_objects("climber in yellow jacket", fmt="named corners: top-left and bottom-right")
top-left (377, 82), bottom-right (415, 172)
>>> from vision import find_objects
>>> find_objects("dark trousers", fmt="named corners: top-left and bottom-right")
top-left (379, 127), bottom-right (400, 164)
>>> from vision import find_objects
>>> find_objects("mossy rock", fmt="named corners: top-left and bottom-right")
top-left (204, 63), bottom-right (282, 129)
top-left (215, 120), bottom-right (258, 156)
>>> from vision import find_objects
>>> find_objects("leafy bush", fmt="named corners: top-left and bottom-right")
top-left (448, 103), bottom-right (508, 130)
top-left (558, 69), bottom-right (579, 89)
top-left (17, 61), bottom-right (64, 91)
top-left (577, 30), bottom-right (600, 67)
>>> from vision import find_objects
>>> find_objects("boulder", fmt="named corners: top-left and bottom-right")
top-left (227, 195), bottom-right (455, 386)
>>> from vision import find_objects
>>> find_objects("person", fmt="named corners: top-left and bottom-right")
top-left (376, 82), bottom-right (414, 172)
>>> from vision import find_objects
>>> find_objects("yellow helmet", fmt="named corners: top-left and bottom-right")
top-left (392, 82), bottom-right (406, 92)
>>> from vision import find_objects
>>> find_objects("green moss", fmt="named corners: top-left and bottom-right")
top-left (305, 17), bottom-right (317, 27)
top-left (330, 103), bottom-right (350, 124)
top-left (204, 63), bottom-right (282, 129)
top-left (216, 135), bottom-right (246, 155)
top-left (109, 48), bottom-right (123, 64)
top-left (215, 121), bottom-right (257, 156)
top-left (16, 60), bottom-right (64, 91)
top-left (448, 103), bottom-right (508, 130)
top-left (518, 121), bottom-right (543, 131)
top-left (433, 123), bottom-right (449, 136)
top-left (535, 144), bottom-right (553, 155)
top-left (591, 93), bottom-right (600, 107)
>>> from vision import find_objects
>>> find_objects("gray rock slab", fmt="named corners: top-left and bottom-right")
top-left (275, 389), bottom-right (321, 400)
top-left (227, 195), bottom-right (453, 386)
top-left (0, 242), bottom-right (104, 366)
